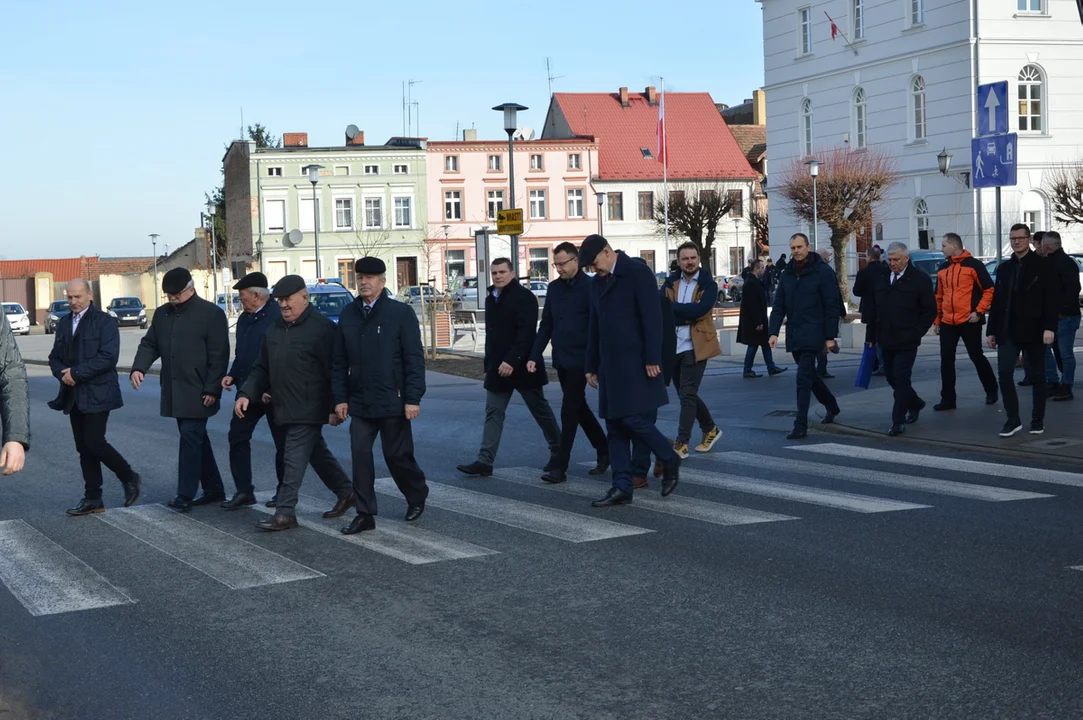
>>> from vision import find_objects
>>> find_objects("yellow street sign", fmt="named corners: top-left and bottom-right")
top-left (496, 208), bottom-right (524, 236)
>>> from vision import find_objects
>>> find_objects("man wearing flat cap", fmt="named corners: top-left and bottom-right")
top-left (131, 267), bottom-right (229, 512)
top-left (236, 275), bottom-right (354, 531)
top-left (332, 257), bottom-right (429, 534)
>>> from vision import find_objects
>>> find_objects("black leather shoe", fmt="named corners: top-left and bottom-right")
top-left (456, 461), bottom-right (493, 477)
top-left (122, 474), bottom-right (141, 507)
top-left (404, 505), bottom-right (424, 522)
top-left (888, 424), bottom-right (905, 437)
top-left (541, 469), bottom-right (567, 484)
top-left (1053, 389), bottom-right (1074, 402)
top-left (342, 514), bottom-right (376, 534)
top-left (257, 512), bottom-right (298, 531)
top-left (822, 409), bottom-right (840, 424)
top-left (933, 402), bottom-right (956, 412)
top-left (1018, 378), bottom-right (1033, 387)
top-left (786, 429), bottom-right (808, 440)
top-left (905, 401), bottom-right (925, 424)
top-left (661, 459), bottom-right (680, 497)
top-left (265, 494), bottom-right (278, 508)
top-left (588, 455), bottom-right (610, 476)
top-left (871, 369), bottom-right (885, 377)
top-left (322, 494), bottom-right (355, 519)
top-left (818, 372), bottom-right (835, 379)
top-left (221, 492), bottom-right (256, 510)
top-left (65, 498), bottom-right (105, 516)
top-left (769, 366), bottom-right (788, 376)
top-left (191, 491), bottom-right (226, 506)
top-left (167, 497), bottom-right (192, 513)
top-left (591, 488), bottom-right (633, 507)
top-left (986, 393), bottom-right (999, 405)
top-left (542, 454), bottom-right (561, 473)
top-left (1045, 383), bottom-right (1061, 399)
top-left (743, 371), bottom-right (761, 378)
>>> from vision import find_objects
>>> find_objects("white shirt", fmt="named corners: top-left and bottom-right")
top-left (71, 306), bottom-right (89, 335)
top-left (675, 271), bottom-right (700, 355)
top-left (891, 266), bottom-right (907, 285)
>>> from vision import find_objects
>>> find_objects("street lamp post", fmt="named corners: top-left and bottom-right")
top-left (205, 203), bottom-right (219, 305)
top-left (255, 237), bottom-right (264, 273)
top-left (149, 234), bottom-right (159, 308)
top-left (805, 159), bottom-right (821, 252)
top-left (936, 147), bottom-right (978, 256)
top-left (493, 103), bottom-right (528, 275)
top-left (734, 218), bottom-right (741, 271)
top-left (303, 164), bottom-right (325, 280)
top-left (596, 192), bottom-right (606, 236)
top-left (441, 224), bottom-right (451, 290)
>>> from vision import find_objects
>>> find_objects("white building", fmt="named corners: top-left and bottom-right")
top-left (759, 0), bottom-right (1083, 274)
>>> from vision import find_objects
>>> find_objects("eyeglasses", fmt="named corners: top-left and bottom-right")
top-left (553, 258), bottom-right (577, 269)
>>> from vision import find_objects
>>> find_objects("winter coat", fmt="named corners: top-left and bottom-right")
top-left (865, 264), bottom-right (937, 350)
top-left (987, 251), bottom-right (1058, 344)
top-left (332, 295), bottom-right (425, 419)
top-left (0, 313), bottom-right (30, 450)
top-left (853, 260), bottom-right (889, 324)
top-left (585, 251), bottom-right (669, 419)
top-left (737, 274), bottom-right (769, 346)
top-left (228, 301), bottom-right (281, 388)
top-left (934, 250), bottom-right (995, 327)
top-left (662, 271), bottom-right (722, 362)
top-left (47, 303), bottom-right (123, 414)
top-left (768, 252), bottom-right (841, 353)
top-left (1047, 248), bottom-right (1082, 318)
top-left (131, 295), bottom-right (229, 419)
top-left (530, 270), bottom-right (591, 370)
top-left (483, 279), bottom-right (548, 393)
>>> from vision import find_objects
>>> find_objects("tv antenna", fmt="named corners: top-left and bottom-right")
top-left (546, 58), bottom-right (564, 97)
top-left (407, 79), bottom-right (423, 136)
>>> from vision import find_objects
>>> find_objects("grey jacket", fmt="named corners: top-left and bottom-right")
top-left (0, 314), bottom-right (30, 450)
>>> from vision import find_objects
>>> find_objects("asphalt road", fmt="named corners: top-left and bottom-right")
top-left (1, 356), bottom-right (1082, 720)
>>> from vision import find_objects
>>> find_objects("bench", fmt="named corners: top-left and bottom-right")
top-left (451, 311), bottom-right (481, 351)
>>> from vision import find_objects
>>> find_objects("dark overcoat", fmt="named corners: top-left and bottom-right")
top-left (131, 294), bottom-right (229, 419)
top-left (987, 251), bottom-right (1058, 344)
top-left (530, 270), bottom-right (591, 371)
top-left (737, 274), bottom-right (769, 347)
top-left (768, 253), bottom-right (841, 353)
top-left (47, 303), bottom-right (123, 414)
top-left (585, 251), bottom-right (668, 419)
top-left (483, 279), bottom-right (548, 393)
top-left (865, 264), bottom-right (937, 350)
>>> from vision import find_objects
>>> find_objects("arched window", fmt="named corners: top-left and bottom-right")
top-left (914, 198), bottom-right (930, 249)
top-left (1018, 64), bottom-right (1044, 132)
top-left (911, 76), bottom-right (927, 140)
top-left (853, 87), bottom-right (868, 149)
top-left (801, 98), bottom-right (813, 157)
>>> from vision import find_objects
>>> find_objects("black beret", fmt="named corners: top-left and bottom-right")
top-left (233, 271), bottom-right (268, 291)
top-left (271, 274), bottom-right (307, 299)
top-left (354, 257), bottom-right (386, 275)
top-left (578, 234), bottom-right (608, 268)
top-left (162, 268), bottom-right (192, 294)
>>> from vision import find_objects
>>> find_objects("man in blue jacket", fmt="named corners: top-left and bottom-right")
top-left (48, 279), bottom-right (140, 515)
top-left (769, 233), bottom-right (842, 440)
top-left (527, 242), bottom-right (608, 484)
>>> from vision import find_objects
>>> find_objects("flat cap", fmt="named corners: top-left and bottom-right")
top-left (354, 257), bottom-right (386, 275)
top-left (162, 268), bottom-right (192, 294)
top-left (233, 271), bottom-right (268, 291)
top-left (271, 274), bottom-right (307, 299)
top-left (577, 234), bottom-right (608, 269)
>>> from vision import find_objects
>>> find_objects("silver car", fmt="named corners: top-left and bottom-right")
top-left (2, 302), bottom-right (30, 335)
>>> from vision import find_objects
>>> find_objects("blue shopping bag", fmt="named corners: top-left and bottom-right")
top-left (854, 342), bottom-right (877, 390)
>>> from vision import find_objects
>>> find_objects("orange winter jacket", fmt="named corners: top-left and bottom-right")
top-left (935, 250), bottom-right (995, 326)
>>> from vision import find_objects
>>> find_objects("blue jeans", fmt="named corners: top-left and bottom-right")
top-left (607, 413), bottom-right (677, 493)
top-left (743, 343), bottom-right (778, 373)
top-left (1045, 315), bottom-right (1080, 388)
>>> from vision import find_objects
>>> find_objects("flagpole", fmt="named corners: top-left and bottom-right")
top-left (661, 76), bottom-right (670, 267)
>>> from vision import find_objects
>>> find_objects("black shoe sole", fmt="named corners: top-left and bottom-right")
top-left (456, 466), bottom-right (493, 477)
top-left (65, 507), bottom-right (105, 516)
top-left (660, 480), bottom-right (679, 498)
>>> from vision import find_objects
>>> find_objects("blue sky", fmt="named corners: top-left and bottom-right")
top-left (1, 0), bottom-right (766, 259)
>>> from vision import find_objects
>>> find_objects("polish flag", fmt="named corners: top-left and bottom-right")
top-left (826, 11), bottom-right (839, 39)
top-left (657, 90), bottom-right (667, 165)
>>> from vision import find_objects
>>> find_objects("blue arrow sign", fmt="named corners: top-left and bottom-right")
top-left (972, 133), bottom-right (1017, 189)
top-left (977, 81), bottom-right (1009, 137)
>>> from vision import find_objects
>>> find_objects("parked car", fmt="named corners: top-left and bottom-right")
top-left (454, 277), bottom-right (480, 306)
top-left (44, 300), bottom-right (71, 334)
top-left (718, 275), bottom-right (744, 302)
top-left (908, 250), bottom-right (947, 291)
top-left (216, 293), bottom-right (242, 315)
top-left (399, 285), bottom-right (438, 306)
top-left (527, 280), bottom-right (549, 299)
top-left (307, 283), bottom-right (354, 323)
top-left (2, 302), bottom-right (30, 335)
top-left (106, 296), bottom-right (147, 329)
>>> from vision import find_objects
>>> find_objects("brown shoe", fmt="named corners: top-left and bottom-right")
top-left (257, 512), bottom-right (298, 531)
top-left (322, 494), bottom-right (355, 519)
top-left (653, 459), bottom-right (664, 479)
top-left (633, 476), bottom-right (649, 490)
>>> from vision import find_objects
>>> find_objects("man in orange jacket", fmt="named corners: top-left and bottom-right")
top-left (933, 233), bottom-right (998, 410)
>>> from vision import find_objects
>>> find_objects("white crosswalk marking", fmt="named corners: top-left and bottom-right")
top-left (252, 493), bottom-right (498, 565)
top-left (374, 477), bottom-right (653, 543)
top-left (711, 452), bottom-right (1054, 502)
top-left (676, 467), bottom-right (931, 513)
top-left (495, 467), bottom-right (798, 526)
top-left (0, 519), bottom-right (135, 616)
top-left (790, 443), bottom-right (1083, 488)
top-left (97, 504), bottom-right (324, 590)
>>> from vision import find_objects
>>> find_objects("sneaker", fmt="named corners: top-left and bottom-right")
top-left (673, 441), bottom-right (690, 460)
top-left (999, 420), bottom-right (1023, 438)
top-left (1029, 421), bottom-right (1045, 435)
top-left (695, 426), bottom-right (723, 453)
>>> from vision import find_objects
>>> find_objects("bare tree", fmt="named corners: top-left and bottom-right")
top-left (1046, 159), bottom-right (1083, 226)
top-left (654, 182), bottom-right (737, 272)
top-left (777, 148), bottom-right (899, 304)
top-left (748, 206), bottom-right (769, 259)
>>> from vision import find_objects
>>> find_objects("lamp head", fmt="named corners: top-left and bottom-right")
top-left (805, 158), bottom-right (821, 178)
top-left (937, 148), bottom-right (951, 175)
top-left (303, 164), bottom-right (324, 184)
top-left (493, 103), bottom-right (528, 134)
top-left (206, 201), bottom-right (217, 217)
top-left (596, 192), bottom-right (605, 206)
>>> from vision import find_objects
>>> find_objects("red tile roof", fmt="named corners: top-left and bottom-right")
top-left (87, 257), bottom-right (155, 279)
top-left (0, 257), bottom-right (97, 282)
top-left (549, 91), bottom-right (756, 181)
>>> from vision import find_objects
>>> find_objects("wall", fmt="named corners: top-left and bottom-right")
top-left (223, 140), bottom-right (254, 259)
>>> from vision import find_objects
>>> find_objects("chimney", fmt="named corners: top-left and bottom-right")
top-left (645, 86), bottom-right (658, 105)
top-left (619, 86), bottom-right (629, 107)
top-left (753, 89), bottom-right (766, 126)
top-left (283, 132), bottom-right (308, 147)
top-left (346, 130), bottom-right (365, 146)
top-left (463, 128), bottom-right (478, 141)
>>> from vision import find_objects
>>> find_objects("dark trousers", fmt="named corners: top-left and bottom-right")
top-left (673, 351), bottom-right (715, 444)
top-left (817, 351), bottom-right (829, 375)
top-left (349, 415), bottom-right (429, 517)
top-left (556, 367), bottom-right (607, 472)
top-left (997, 340), bottom-right (1046, 423)
top-left (69, 409), bottom-right (134, 500)
top-left (176, 418), bottom-right (224, 502)
top-left (276, 424), bottom-right (352, 514)
top-left (606, 412), bottom-right (677, 493)
top-left (743, 342), bottom-right (777, 373)
top-left (939, 322), bottom-right (997, 404)
top-left (478, 387), bottom-right (561, 465)
top-left (792, 351), bottom-right (839, 433)
top-left (883, 347), bottom-right (922, 426)
top-left (630, 409), bottom-right (659, 478)
top-left (228, 401), bottom-right (286, 495)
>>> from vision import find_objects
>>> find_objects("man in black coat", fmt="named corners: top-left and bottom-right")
top-left (48, 279), bottom-right (139, 515)
top-left (865, 242), bottom-right (937, 436)
top-left (853, 246), bottom-right (889, 373)
top-left (769, 233), bottom-right (842, 440)
top-left (527, 242), bottom-right (608, 484)
top-left (1040, 231), bottom-right (1080, 401)
top-left (738, 259), bottom-right (786, 378)
top-left (131, 268), bottom-right (228, 512)
top-left (333, 258), bottom-right (429, 534)
top-left (457, 258), bottom-right (561, 477)
top-left (236, 275), bottom-right (354, 531)
top-left (987, 224), bottom-right (1058, 436)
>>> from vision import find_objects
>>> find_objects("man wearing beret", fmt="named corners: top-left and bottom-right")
top-left (236, 275), bottom-right (354, 531)
top-left (332, 257), bottom-right (428, 534)
top-left (131, 268), bottom-right (229, 512)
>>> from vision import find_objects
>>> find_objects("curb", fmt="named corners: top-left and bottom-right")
top-left (22, 358), bottom-right (160, 378)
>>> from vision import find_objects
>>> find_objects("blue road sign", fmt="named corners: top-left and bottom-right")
top-left (977, 81), bottom-right (1009, 137)
top-left (972, 133), bottom-right (1018, 189)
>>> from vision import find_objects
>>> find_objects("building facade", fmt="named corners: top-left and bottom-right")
top-left (760, 0), bottom-right (1083, 274)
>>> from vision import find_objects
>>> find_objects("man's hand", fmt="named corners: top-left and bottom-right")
top-left (933, 325), bottom-right (940, 336)
top-left (769, 335), bottom-right (778, 349)
top-left (646, 365), bottom-right (661, 378)
top-left (222, 376), bottom-right (234, 390)
top-left (60, 368), bottom-right (75, 386)
top-left (130, 371), bottom-right (144, 390)
top-left (987, 335), bottom-right (997, 350)
top-left (825, 339), bottom-right (837, 353)
top-left (1043, 330), bottom-right (1055, 345)
top-left (335, 403), bottom-right (349, 422)
top-left (498, 361), bottom-right (515, 377)
top-left (967, 312), bottom-right (981, 324)
top-left (586, 373), bottom-right (599, 389)
top-left (526, 361), bottom-right (537, 373)
top-left (0, 442), bottom-right (25, 476)
top-left (262, 393), bottom-right (272, 404)
top-left (202, 394), bottom-right (216, 408)
top-left (328, 413), bottom-right (343, 427)
top-left (234, 396), bottom-right (249, 419)
top-left (405, 404), bottom-right (421, 420)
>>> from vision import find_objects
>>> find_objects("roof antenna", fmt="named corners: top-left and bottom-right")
top-left (546, 58), bottom-right (564, 97)
top-left (240, 107), bottom-right (244, 140)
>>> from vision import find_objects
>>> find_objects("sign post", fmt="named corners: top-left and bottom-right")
top-left (973, 81), bottom-right (1014, 264)
top-left (474, 227), bottom-right (491, 311)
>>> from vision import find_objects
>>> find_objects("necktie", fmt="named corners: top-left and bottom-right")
top-left (362, 305), bottom-right (371, 320)
top-left (891, 273), bottom-right (898, 285)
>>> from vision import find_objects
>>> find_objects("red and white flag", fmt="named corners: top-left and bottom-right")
top-left (657, 89), bottom-right (667, 165)
top-left (826, 11), bottom-right (839, 40)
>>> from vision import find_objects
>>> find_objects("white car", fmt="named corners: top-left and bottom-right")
top-left (2, 302), bottom-right (31, 335)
